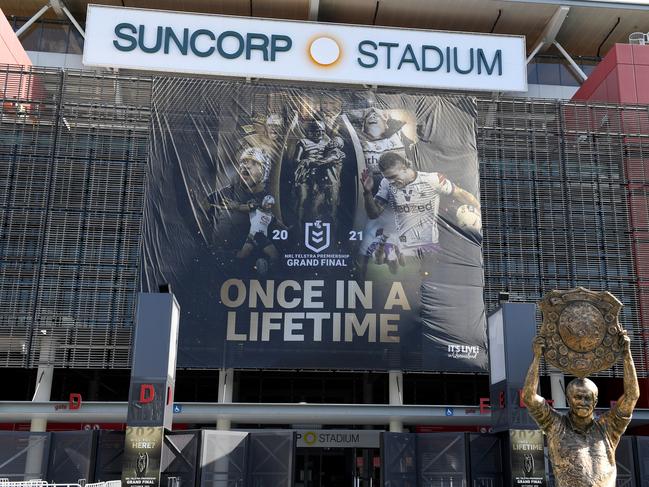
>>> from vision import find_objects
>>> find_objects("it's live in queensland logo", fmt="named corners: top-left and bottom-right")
top-left (285, 221), bottom-right (349, 268)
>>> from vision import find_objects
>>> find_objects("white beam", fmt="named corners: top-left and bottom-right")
top-left (526, 41), bottom-right (545, 64)
top-left (308, 0), bottom-right (320, 20)
top-left (61, 4), bottom-right (86, 39)
top-left (48, 0), bottom-right (65, 17)
top-left (15, 4), bottom-right (51, 38)
top-left (528, 5), bottom-right (570, 59)
top-left (553, 40), bottom-right (589, 81)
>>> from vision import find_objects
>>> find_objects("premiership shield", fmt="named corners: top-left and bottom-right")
top-left (304, 220), bottom-right (331, 253)
top-left (538, 287), bottom-right (624, 377)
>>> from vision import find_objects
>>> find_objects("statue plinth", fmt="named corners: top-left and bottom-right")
top-left (538, 287), bottom-right (624, 378)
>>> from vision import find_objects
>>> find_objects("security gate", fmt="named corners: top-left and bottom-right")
top-left (161, 431), bottom-right (201, 487)
top-left (199, 430), bottom-right (295, 487)
top-left (200, 431), bottom-right (248, 487)
top-left (0, 432), bottom-right (49, 480)
top-left (468, 434), bottom-right (503, 487)
top-left (47, 431), bottom-right (96, 483)
top-left (417, 433), bottom-right (467, 486)
top-left (93, 431), bottom-right (125, 482)
top-left (381, 433), bottom-right (417, 487)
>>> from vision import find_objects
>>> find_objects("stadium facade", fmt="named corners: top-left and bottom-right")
top-left (2, 0), bottom-right (649, 485)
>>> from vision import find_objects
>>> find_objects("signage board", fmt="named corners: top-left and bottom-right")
top-left (296, 430), bottom-right (381, 448)
top-left (141, 81), bottom-right (488, 372)
top-left (509, 429), bottom-right (546, 486)
top-left (122, 426), bottom-right (164, 487)
top-left (83, 5), bottom-right (527, 92)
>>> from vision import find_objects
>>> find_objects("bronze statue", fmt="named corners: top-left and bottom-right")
top-left (522, 289), bottom-right (640, 487)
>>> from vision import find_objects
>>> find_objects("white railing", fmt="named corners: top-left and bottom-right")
top-left (0, 482), bottom-right (82, 487)
top-left (0, 481), bottom-right (119, 487)
top-left (629, 32), bottom-right (648, 45)
top-left (85, 482), bottom-right (121, 487)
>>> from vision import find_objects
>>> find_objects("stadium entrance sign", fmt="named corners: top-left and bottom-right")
top-left (83, 5), bottom-right (527, 92)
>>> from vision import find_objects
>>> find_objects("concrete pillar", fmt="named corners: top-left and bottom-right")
top-left (388, 370), bottom-right (403, 433)
top-left (25, 335), bottom-right (55, 479)
top-left (216, 368), bottom-right (234, 430)
top-left (550, 372), bottom-right (566, 408)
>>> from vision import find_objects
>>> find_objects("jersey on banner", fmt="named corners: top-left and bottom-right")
top-left (142, 80), bottom-right (486, 372)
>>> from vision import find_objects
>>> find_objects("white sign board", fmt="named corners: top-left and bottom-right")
top-left (295, 430), bottom-right (381, 448)
top-left (488, 308), bottom-right (506, 385)
top-left (83, 5), bottom-right (528, 92)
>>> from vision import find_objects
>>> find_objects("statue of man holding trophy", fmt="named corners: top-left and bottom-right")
top-left (522, 288), bottom-right (640, 487)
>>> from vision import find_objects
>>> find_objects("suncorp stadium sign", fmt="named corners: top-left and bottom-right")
top-left (83, 5), bottom-right (527, 92)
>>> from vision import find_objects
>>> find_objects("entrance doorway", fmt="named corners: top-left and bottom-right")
top-left (295, 448), bottom-right (380, 487)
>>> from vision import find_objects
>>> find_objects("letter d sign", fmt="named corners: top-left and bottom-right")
top-left (139, 384), bottom-right (155, 404)
top-left (69, 393), bottom-right (82, 410)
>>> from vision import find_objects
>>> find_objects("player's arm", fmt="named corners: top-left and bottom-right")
top-left (522, 336), bottom-right (547, 410)
top-left (294, 143), bottom-right (305, 163)
top-left (273, 217), bottom-right (289, 231)
top-left (214, 194), bottom-right (254, 213)
top-left (451, 184), bottom-right (480, 208)
top-left (361, 169), bottom-right (385, 219)
top-left (614, 330), bottom-right (640, 418)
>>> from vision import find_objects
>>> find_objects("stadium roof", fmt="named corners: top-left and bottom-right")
top-left (2, 0), bottom-right (649, 57)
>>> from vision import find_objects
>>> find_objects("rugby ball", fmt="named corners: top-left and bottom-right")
top-left (456, 205), bottom-right (481, 232)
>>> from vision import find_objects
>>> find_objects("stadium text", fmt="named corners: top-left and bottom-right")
top-left (111, 24), bottom-right (502, 78)
top-left (113, 24), bottom-right (292, 60)
top-left (357, 42), bottom-right (502, 75)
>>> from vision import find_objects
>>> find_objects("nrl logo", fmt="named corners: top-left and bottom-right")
top-left (304, 220), bottom-right (331, 253)
top-left (136, 452), bottom-right (149, 477)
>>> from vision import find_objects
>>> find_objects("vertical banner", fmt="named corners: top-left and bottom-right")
top-left (509, 430), bottom-right (546, 486)
top-left (142, 79), bottom-right (486, 372)
top-left (122, 293), bottom-right (180, 487)
top-left (123, 426), bottom-right (164, 487)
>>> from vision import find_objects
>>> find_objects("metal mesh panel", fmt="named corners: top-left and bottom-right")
top-left (0, 65), bottom-right (151, 368)
top-left (1, 66), bottom-right (648, 375)
top-left (161, 431), bottom-right (201, 487)
top-left (94, 430), bottom-right (125, 482)
top-left (0, 432), bottom-right (50, 480)
top-left (477, 99), bottom-right (649, 377)
top-left (47, 431), bottom-right (96, 483)
top-left (381, 432), bottom-right (418, 487)
top-left (200, 430), bottom-right (248, 487)
top-left (416, 433), bottom-right (467, 485)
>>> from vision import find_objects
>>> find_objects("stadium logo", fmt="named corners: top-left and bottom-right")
top-left (308, 36), bottom-right (342, 67)
top-left (303, 432), bottom-right (318, 445)
top-left (523, 453), bottom-right (535, 477)
top-left (136, 452), bottom-right (149, 477)
top-left (304, 220), bottom-right (331, 253)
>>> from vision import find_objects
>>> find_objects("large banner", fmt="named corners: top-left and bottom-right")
top-left (142, 79), bottom-right (486, 371)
